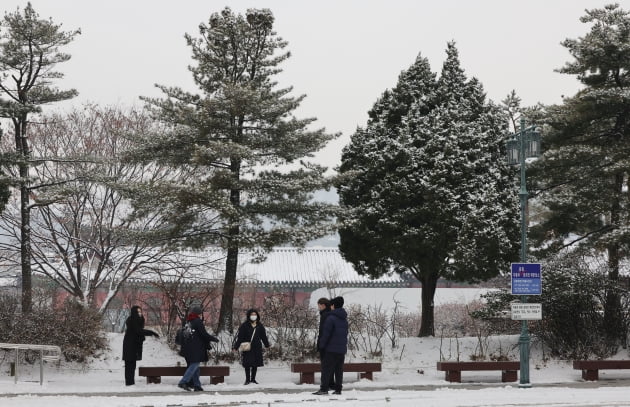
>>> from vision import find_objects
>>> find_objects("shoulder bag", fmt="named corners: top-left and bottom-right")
top-left (238, 327), bottom-right (257, 352)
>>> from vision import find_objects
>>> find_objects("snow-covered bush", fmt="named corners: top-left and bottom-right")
top-left (259, 293), bottom-right (319, 361)
top-left (473, 253), bottom-right (630, 359)
top-left (0, 293), bottom-right (108, 362)
top-left (433, 300), bottom-right (495, 337)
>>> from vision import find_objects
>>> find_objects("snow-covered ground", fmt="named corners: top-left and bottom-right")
top-left (1, 288), bottom-right (630, 406)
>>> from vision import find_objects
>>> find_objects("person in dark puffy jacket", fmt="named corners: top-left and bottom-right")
top-left (314, 296), bottom-right (348, 395)
top-left (122, 305), bottom-right (159, 386)
top-left (316, 297), bottom-right (334, 388)
top-left (177, 305), bottom-right (218, 392)
top-left (232, 309), bottom-right (271, 385)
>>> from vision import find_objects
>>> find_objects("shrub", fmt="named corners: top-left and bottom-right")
top-left (0, 293), bottom-right (108, 362)
top-left (472, 252), bottom-right (630, 359)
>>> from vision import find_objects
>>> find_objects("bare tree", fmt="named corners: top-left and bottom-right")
top-left (0, 105), bottom-right (198, 312)
top-left (143, 256), bottom-right (224, 339)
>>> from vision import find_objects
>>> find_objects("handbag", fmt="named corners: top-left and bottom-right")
top-left (238, 327), bottom-right (256, 352)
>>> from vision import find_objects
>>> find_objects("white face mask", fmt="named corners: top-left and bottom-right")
top-left (249, 315), bottom-right (258, 322)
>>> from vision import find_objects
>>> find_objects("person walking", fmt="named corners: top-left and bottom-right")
top-left (316, 297), bottom-right (334, 388)
top-left (232, 309), bottom-right (271, 385)
top-left (122, 305), bottom-right (159, 386)
top-left (313, 296), bottom-right (348, 395)
top-left (177, 305), bottom-right (218, 392)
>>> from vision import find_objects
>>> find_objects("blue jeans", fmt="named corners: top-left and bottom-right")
top-left (179, 362), bottom-right (201, 387)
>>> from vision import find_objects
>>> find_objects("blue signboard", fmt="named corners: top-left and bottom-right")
top-left (511, 263), bottom-right (542, 295)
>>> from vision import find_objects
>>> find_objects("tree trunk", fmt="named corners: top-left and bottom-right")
top-left (418, 272), bottom-right (439, 337)
top-left (217, 156), bottom-right (242, 333)
top-left (604, 172), bottom-right (623, 342)
top-left (16, 118), bottom-right (32, 313)
top-left (217, 242), bottom-right (238, 333)
top-left (19, 178), bottom-right (31, 313)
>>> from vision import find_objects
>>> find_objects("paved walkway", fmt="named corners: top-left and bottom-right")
top-left (2, 378), bottom-right (630, 398)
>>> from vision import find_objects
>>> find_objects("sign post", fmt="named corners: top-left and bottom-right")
top-left (511, 262), bottom-right (542, 387)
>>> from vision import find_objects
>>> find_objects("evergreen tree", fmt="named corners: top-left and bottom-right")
top-left (131, 8), bottom-right (337, 332)
top-left (0, 3), bottom-right (79, 312)
top-left (529, 4), bottom-right (630, 342)
top-left (338, 43), bottom-right (519, 336)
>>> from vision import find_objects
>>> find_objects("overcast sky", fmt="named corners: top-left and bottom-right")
top-left (1, 0), bottom-right (615, 170)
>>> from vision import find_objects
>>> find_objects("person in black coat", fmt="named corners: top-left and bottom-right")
top-left (314, 296), bottom-right (348, 396)
top-left (122, 305), bottom-right (159, 386)
top-left (316, 297), bottom-right (334, 388)
top-left (177, 305), bottom-right (218, 392)
top-left (232, 308), bottom-right (271, 385)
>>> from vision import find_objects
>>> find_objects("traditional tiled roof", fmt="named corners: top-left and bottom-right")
top-left (236, 247), bottom-right (409, 287)
top-left (130, 247), bottom-right (411, 288)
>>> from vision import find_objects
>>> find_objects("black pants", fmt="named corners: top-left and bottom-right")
top-left (320, 351), bottom-right (344, 392)
top-left (245, 366), bottom-right (258, 382)
top-left (124, 359), bottom-right (137, 385)
top-left (319, 351), bottom-right (335, 386)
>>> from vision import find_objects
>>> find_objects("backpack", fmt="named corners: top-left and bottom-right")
top-left (175, 321), bottom-right (194, 346)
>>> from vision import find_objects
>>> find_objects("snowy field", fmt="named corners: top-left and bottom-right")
top-left (1, 288), bottom-right (630, 406)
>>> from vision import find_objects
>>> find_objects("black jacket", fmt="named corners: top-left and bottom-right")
top-left (180, 316), bottom-right (218, 363)
top-left (317, 307), bottom-right (331, 348)
top-left (122, 311), bottom-right (157, 361)
top-left (233, 321), bottom-right (270, 367)
top-left (318, 307), bottom-right (348, 355)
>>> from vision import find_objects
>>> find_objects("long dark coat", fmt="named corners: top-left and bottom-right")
top-left (122, 306), bottom-right (156, 361)
top-left (180, 316), bottom-right (217, 363)
top-left (233, 321), bottom-right (270, 367)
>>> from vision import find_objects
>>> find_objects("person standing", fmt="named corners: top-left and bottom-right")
top-left (232, 309), bottom-right (271, 385)
top-left (177, 305), bottom-right (218, 392)
top-left (316, 297), bottom-right (334, 388)
top-left (313, 296), bottom-right (348, 395)
top-left (122, 305), bottom-right (159, 386)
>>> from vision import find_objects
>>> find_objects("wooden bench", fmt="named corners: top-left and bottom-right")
top-left (290, 362), bottom-right (381, 384)
top-left (573, 360), bottom-right (630, 381)
top-left (436, 361), bottom-right (519, 383)
top-left (138, 366), bottom-right (230, 384)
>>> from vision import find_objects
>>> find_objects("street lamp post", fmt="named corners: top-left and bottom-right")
top-left (506, 118), bottom-right (540, 387)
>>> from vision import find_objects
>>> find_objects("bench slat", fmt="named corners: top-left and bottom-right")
top-left (437, 361), bottom-right (519, 371)
top-left (139, 366), bottom-right (229, 375)
top-left (290, 362), bottom-right (381, 384)
top-left (138, 366), bottom-right (230, 385)
top-left (291, 362), bottom-right (381, 373)
top-left (436, 361), bottom-right (519, 383)
top-left (573, 360), bottom-right (630, 370)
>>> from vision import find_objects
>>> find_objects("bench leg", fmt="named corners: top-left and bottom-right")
top-left (445, 370), bottom-right (461, 383)
top-left (210, 376), bottom-right (224, 384)
top-left (146, 376), bottom-right (161, 384)
top-left (502, 370), bottom-right (517, 382)
top-left (359, 372), bottom-right (373, 380)
top-left (582, 369), bottom-right (598, 381)
top-left (300, 372), bottom-right (315, 384)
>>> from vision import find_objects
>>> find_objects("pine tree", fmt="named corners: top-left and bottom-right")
top-left (0, 3), bottom-right (79, 312)
top-left (131, 8), bottom-right (337, 332)
top-left (338, 43), bottom-right (519, 336)
top-left (529, 4), bottom-right (630, 343)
